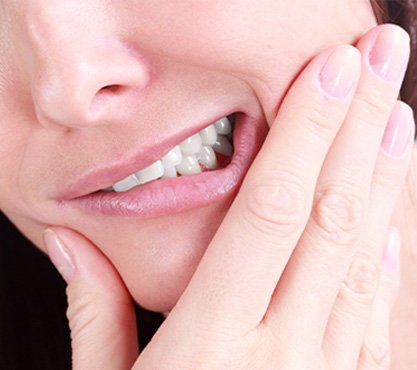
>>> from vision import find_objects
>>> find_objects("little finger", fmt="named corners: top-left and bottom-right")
top-left (357, 228), bottom-right (401, 370)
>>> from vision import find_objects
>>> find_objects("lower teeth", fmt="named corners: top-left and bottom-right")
top-left (107, 115), bottom-right (235, 193)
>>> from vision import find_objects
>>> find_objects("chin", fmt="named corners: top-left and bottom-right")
top-left (92, 199), bottom-right (233, 313)
top-left (130, 243), bottom-right (204, 313)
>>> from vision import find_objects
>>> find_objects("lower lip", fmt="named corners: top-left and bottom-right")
top-left (65, 113), bottom-right (267, 217)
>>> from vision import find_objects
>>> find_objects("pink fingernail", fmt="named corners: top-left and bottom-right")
top-left (369, 26), bottom-right (410, 81)
top-left (381, 102), bottom-right (414, 157)
top-left (319, 46), bottom-right (361, 98)
top-left (43, 229), bottom-right (76, 283)
top-left (382, 228), bottom-right (401, 276)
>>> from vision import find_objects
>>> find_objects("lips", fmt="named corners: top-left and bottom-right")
top-left (107, 115), bottom-right (235, 193)
top-left (58, 111), bottom-right (268, 217)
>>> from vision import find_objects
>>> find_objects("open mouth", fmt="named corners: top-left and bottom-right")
top-left (106, 115), bottom-right (235, 193)
top-left (61, 111), bottom-right (267, 217)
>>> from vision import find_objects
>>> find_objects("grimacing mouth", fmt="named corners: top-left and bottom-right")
top-left (101, 114), bottom-right (236, 193)
top-left (59, 109), bottom-right (268, 217)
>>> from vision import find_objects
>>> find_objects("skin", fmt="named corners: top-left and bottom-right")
top-left (1, 0), bottom-right (417, 367)
top-left (391, 160), bottom-right (417, 367)
top-left (45, 25), bottom-right (413, 369)
top-left (0, 0), bottom-right (378, 312)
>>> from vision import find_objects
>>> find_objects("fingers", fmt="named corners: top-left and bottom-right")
top-left (321, 102), bottom-right (413, 369)
top-left (327, 252), bottom-right (380, 369)
top-left (361, 102), bottom-right (415, 260)
top-left (323, 229), bottom-right (401, 370)
top-left (176, 45), bottom-right (362, 329)
top-left (43, 227), bottom-right (138, 370)
top-left (263, 25), bottom-right (411, 343)
top-left (357, 229), bottom-right (401, 370)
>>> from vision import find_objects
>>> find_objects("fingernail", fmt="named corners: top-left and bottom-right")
top-left (369, 26), bottom-right (410, 81)
top-left (382, 228), bottom-right (401, 276)
top-left (319, 45), bottom-right (361, 98)
top-left (381, 102), bottom-right (415, 157)
top-left (43, 229), bottom-right (76, 283)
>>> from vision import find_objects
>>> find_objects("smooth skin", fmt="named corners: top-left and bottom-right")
top-left (44, 24), bottom-right (414, 369)
top-left (0, 0), bottom-right (379, 312)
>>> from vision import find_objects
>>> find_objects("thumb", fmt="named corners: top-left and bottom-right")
top-left (43, 227), bottom-right (138, 370)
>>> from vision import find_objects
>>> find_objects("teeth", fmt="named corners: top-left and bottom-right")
top-left (199, 125), bottom-right (218, 145)
top-left (213, 135), bottom-right (233, 157)
top-left (106, 115), bottom-right (235, 192)
top-left (135, 160), bottom-right (164, 184)
top-left (179, 133), bottom-right (203, 155)
top-left (198, 145), bottom-right (218, 170)
top-left (161, 146), bottom-right (182, 168)
top-left (161, 166), bottom-right (178, 178)
top-left (112, 174), bottom-right (140, 192)
top-left (214, 117), bottom-right (232, 135)
top-left (176, 154), bottom-right (202, 176)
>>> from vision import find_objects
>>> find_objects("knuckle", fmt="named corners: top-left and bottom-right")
top-left (312, 187), bottom-right (363, 245)
top-left (354, 89), bottom-right (392, 129)
top-left (243, 179), bottom-right (308, 237)
top-left (373, 164), bottom-right (405, 192)
top-left (344, 253), bottom-right (380, 302)
top-left (66, 286), bottom-right (101, 340)
top-left (296, 101), bottom-right (334, 136)
top-left (361, 338), bottom-right (391, 368)
top-left (284, 99), bottom-right (334, 138)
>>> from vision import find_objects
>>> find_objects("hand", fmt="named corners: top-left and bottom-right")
top-left (44, 24), bottom-right (414, 369)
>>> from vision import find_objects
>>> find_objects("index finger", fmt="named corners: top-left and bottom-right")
top-left (175, 45), bottom-right (362, 329)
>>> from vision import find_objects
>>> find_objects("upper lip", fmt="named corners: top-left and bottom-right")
top-left (57, 110), bottom-right (237, 200)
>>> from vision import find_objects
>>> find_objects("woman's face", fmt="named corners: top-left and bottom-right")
top-left (0, 0), bottom-right (376, 311)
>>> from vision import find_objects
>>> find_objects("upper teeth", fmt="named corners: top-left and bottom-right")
top-left (108, 116), bottom-right (234, 193)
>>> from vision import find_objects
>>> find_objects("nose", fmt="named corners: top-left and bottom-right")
top-left (31, 40), bottom-right (151, 129)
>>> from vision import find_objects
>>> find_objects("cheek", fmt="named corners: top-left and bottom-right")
top-left (0, 124), bottom-right (34, 218)
top-left (0, 45), bottom-right (36, 212)
top-left (133, 1), bottom-right (374, 126)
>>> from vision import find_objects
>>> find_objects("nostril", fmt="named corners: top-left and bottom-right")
top-left (90, 84), bottom-right (129, 116)
top-left (99, 85), bottom-right (123, 94)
